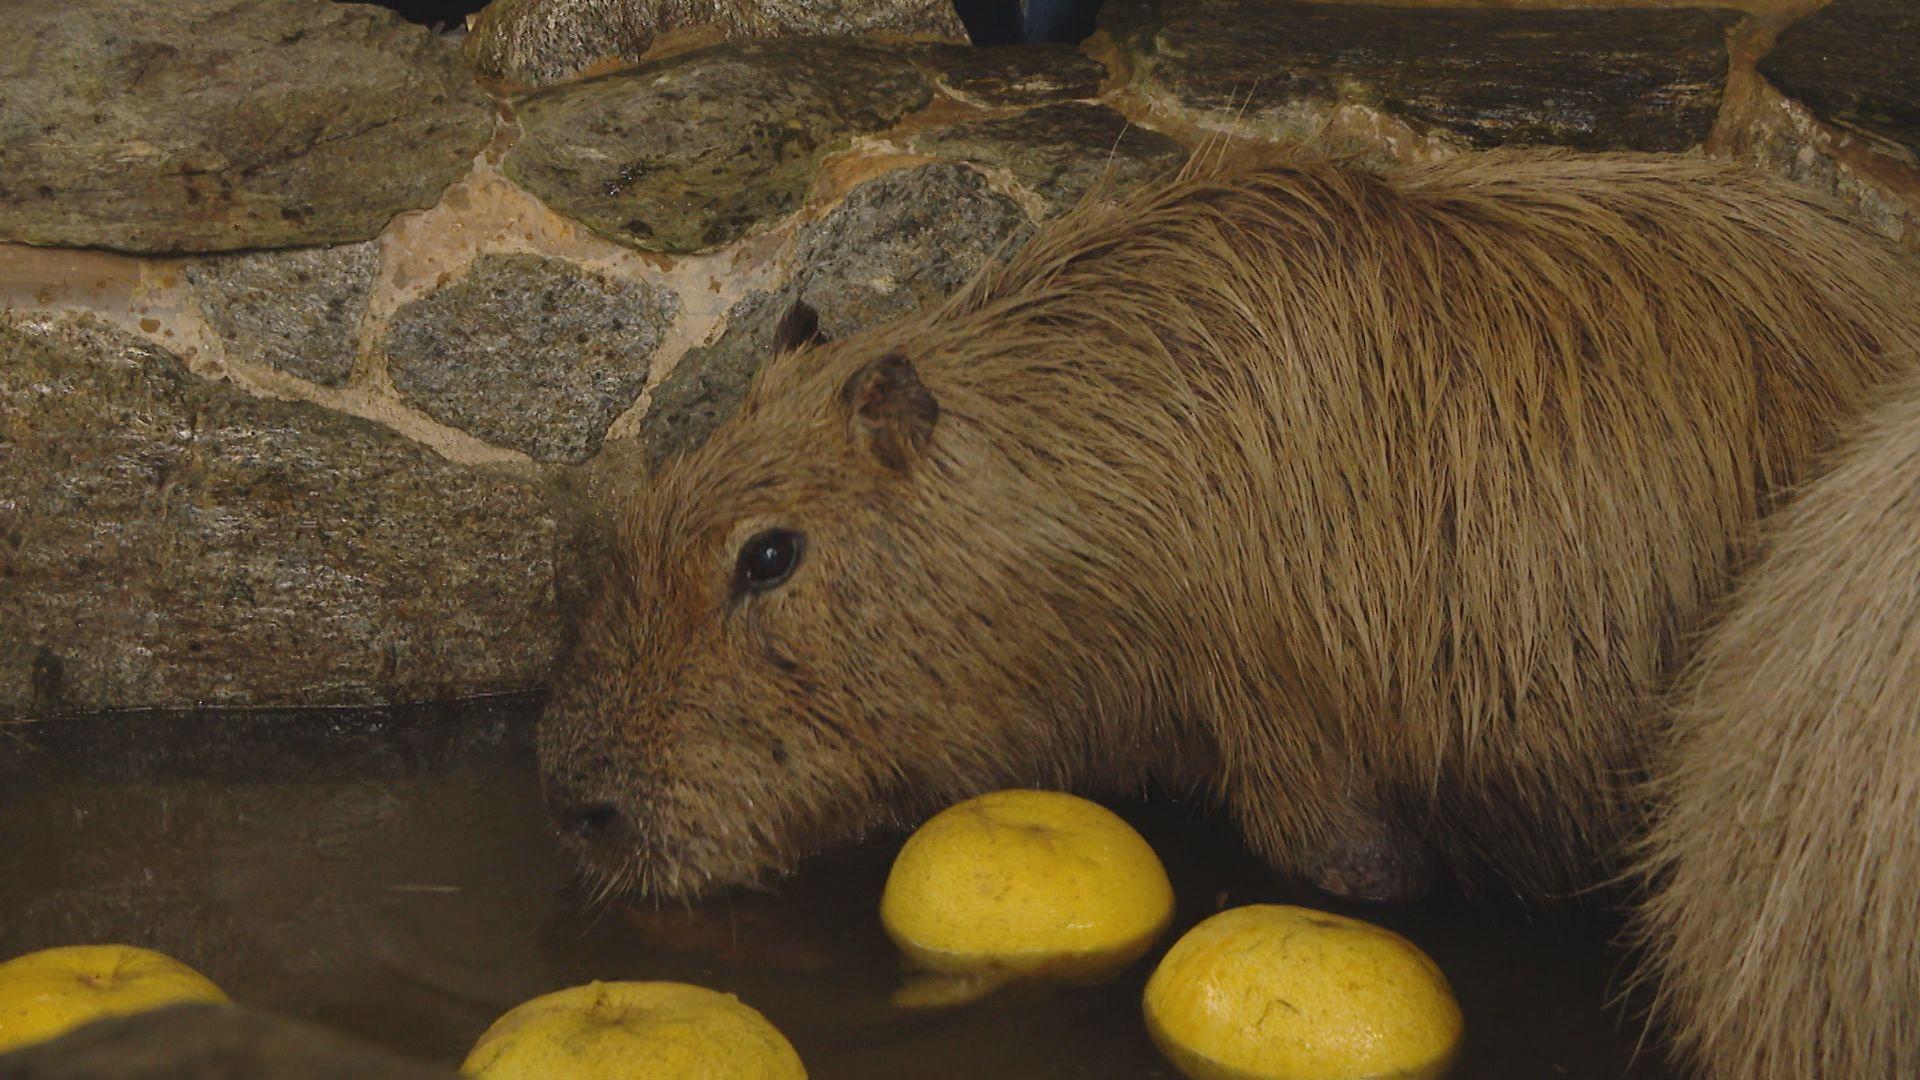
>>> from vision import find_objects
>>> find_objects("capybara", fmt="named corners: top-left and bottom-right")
top-left (538, 149), bottom-right (1920, 1076)
top-left (1631, 362), bottom-right (1920, 1079)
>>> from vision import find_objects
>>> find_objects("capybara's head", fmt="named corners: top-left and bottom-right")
top-left (536, 301), bottom-right (1101, 900)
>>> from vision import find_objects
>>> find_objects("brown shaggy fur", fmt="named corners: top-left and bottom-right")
top-left (540, 149), bottom-right (1920, 1075)
top-left (1632, 363), bottom-right (1920, 1079)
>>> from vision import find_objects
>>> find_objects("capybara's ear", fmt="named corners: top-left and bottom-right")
top-left (841, 351), bottom-right (939, 471)
top-left (773, 299), bottom-right (828, 354)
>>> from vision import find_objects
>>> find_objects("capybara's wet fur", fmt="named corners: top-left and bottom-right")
top-left (540, 149), bottom-right (1920, 1077)
top-left (1631, 363), bottom-right (1920, 1078)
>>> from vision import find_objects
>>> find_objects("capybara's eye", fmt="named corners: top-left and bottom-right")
top-left (735, 529), bottom-right (805, 593)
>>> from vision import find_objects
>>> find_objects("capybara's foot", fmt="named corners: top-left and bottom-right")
top-left (1304, 825), bottom-right (1435, 905)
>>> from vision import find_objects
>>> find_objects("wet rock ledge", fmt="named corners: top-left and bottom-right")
top-left (2, 0), bottom-right (1917, 717)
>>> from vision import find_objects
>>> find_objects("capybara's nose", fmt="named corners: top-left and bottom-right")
top-left (541, 764), bottom-right (626, 842)
top-left (554, 800), bottom-right (623, 842)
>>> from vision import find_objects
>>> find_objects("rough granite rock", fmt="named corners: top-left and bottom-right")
top-left (1712, 72), bottom-right (1920, 251)
top-left (0, 0), bottom-right (495, 254)
top-left (641, 288), bottom-right (794, 471)
top-left (504, 39), bottom-right (932, 253)
top-left (186, 243), bottom-right (382, 388)
top-left (381, 253), bottom-right (678, 463)
top-left (469, 0), bottom-right (967, 88)
top-left (643, 161), bottom-right (1033, 467)
top-left (912, 102), bottom-right (1188, 214)
top-left (1759, 0), bottom-right (1919, 161)
top-left (786, 162), bottom-right (1036, 325)
top-left (0, 315), bottom-right (564, 717)
top-left (0, 1004), bottom-right (453, 1079)
top-left (911, 43), bottom-right (1108, 108)
top-left (1103, 0), bottom-right (1735, 152)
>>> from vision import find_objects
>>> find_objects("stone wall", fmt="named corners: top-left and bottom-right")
top-left (2, 0), bottom-right (1914, 718)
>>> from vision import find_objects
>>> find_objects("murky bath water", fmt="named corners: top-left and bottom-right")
top-left (0, 696), bottom-right (1676, 1077)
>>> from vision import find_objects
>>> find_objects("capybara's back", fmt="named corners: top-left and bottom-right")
top-left (1635, 362), bottom-right (1920, 1079)
top-left (538, 149), bottom-right (1920, 1079)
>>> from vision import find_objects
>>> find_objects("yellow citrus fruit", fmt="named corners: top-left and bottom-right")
top-left (0, 944), bottom-right (230, 1055)
top-left (1143, 905), bottom-right (1463, 1080)
top-left (879, 789), bottom-right (1175, 1005)
top-left (459, 980), bottom-right (806, 1080)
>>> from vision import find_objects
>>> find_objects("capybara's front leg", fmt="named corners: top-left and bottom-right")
top-left (1296, 811), bottom-right (1437, 905)
top-left (1226, 767), bottom-right (1436, 905)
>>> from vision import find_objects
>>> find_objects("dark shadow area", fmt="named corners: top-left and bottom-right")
top-left (954, 0), bottom-right (1027, 46)
top-left (349, 0), bottom-right (489, 32)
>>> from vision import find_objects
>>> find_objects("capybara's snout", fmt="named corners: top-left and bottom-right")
top-left (535, 697), bottom-right (635, 855)
top-left (541, 765), bottom-right (626, 845)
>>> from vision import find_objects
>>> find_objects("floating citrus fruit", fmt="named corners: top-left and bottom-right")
top-left (1144, 905), bottom-right (1463, 1080)
top-left (0, 944), bottom-right (230, 1055)
top-left (880, 789), bottom-right (1175, 1006)
top-left (459, 980), bottom-right (805, 1079)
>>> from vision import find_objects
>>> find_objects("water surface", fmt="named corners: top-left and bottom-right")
top-left (0, 697), bottom-right (1675, 1077)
